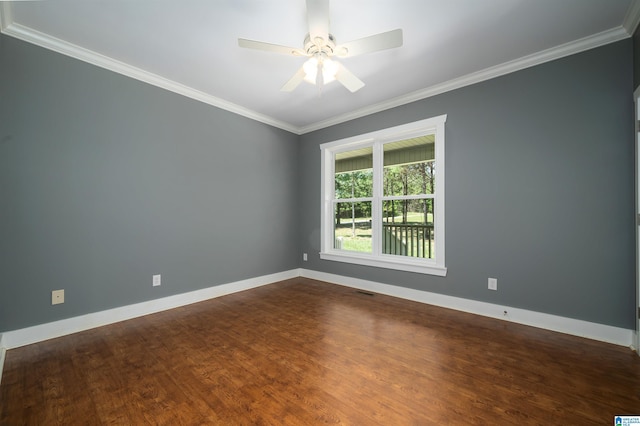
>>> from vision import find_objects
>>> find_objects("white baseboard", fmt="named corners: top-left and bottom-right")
top-left (1, 269), bottom-right (301, 350)
top-left (0, 334), bottom-right (5, 386)
top-left (0, 267), bottom-right (634, 353)
top-left (300, 269), bottom-right (635, 348)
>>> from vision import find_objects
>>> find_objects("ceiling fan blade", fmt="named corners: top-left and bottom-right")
top-left (307, 0), bottom-right (329, 44)
top-left (281, 66), bottom-right (307, 92)
top-left (335, 29), bottom-right (403, 57)
top-left (335, 63), bottom-right (365, 93)
top-left (238, 38), bottom-right (304, 56)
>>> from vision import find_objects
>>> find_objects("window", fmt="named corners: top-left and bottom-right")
top-left (320, 115), bottom-right (447, 276)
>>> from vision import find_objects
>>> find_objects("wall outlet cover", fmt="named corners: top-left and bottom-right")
top-left (153, 274), bottom-right (161, 287)
top-left (52, 289), bottom-right (65, 305)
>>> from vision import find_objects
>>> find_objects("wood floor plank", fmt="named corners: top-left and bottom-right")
top-left (1, 277), bottom-right (639, 425)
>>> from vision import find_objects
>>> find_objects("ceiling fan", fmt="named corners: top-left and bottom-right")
top-left (238, 0), bottom-right (403, 93)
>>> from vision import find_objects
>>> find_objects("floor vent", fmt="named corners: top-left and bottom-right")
top-left (356, 290), bottom-right (375, 296)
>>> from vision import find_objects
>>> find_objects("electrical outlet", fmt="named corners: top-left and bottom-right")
top-left (303, 253), bottom-right (308, 261)
top-left (52, 289), bottom-right (65, 305)
top-left (488, 278), bottom-right (498, 291)
top-left (153, 274), bottom-right (161, 287)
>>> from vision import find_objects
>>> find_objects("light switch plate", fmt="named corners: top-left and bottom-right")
top-left (488, 278), bottom-right (497, 291)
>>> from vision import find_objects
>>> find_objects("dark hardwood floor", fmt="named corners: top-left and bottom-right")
top-left (1, 277), bottom-right (639, 425)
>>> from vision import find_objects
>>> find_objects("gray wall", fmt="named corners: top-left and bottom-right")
top-left (0, 34), bottom-right (300, 332)
top-left (634, 24), bottom-right (640, 90)
top-left (1, 32), bottom-right (635, 333)
top-left (299, 40), bottom-right (635, 329)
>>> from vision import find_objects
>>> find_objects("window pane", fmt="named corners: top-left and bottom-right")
top-left (382, 200), bottom-right (434, 259)
top-left (383, 136), bottom-right (435, 196)
top-left (334, 201), bottom-right (372, 253)
top-left (335, 147), bottom-right (373, 199)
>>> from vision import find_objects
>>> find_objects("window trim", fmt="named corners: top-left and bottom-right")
top-left (320, 115), bottom-right (447, 276)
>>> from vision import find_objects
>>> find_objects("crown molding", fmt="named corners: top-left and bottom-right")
top-left (299, 26), bottom-right (630, 134)
top-left (0, 15), bottom-right (299, 134)
top-left (0, 1), bottom-right (12, 31)
top-left (0, 1), bottom-right (631, 136)
top-left (623, 0), bottom-right (640, 35)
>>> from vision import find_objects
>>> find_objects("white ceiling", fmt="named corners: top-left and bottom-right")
top-left (1, 1), bottom-right (639, 134)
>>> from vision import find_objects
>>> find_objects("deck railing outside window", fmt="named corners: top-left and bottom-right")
top-left (382, 223), bottom-right (433, 258)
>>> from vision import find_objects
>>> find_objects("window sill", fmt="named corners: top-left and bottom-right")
top-left (319, 251), bottom-right (447, 276)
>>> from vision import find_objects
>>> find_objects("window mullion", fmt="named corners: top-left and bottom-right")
top-left (372, 141), bottom-right (383, 256)
top-left (382, 194), bottom-right (435, 201)
top-left (334, 197), bottom-right (374, 203)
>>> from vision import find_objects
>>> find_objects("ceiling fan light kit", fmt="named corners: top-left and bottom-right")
top-left (303, 54), bottom-right (338, 85)
top-left (238, 0), bottom-right (403, 93)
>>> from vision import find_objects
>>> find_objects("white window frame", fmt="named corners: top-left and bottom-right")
top-left (320, 115), bottom-right (447, 276)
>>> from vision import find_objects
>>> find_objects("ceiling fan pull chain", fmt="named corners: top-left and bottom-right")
top-left (316, 60), bottom-right (324, 96)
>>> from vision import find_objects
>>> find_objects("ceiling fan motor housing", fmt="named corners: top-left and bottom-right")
top-left (304, 33), bottom-right (343, 56)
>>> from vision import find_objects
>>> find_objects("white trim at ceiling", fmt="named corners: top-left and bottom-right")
top-left (0, 3), bottom-right (298, 134)
top-left (623, 0), bottom-right (640, 35)
top-left (0, 0), bottom-right (11, 31)
top-left (299, 26), bottom-right (630, 134)
top-left (0, 2), bottom-right (637, 135)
